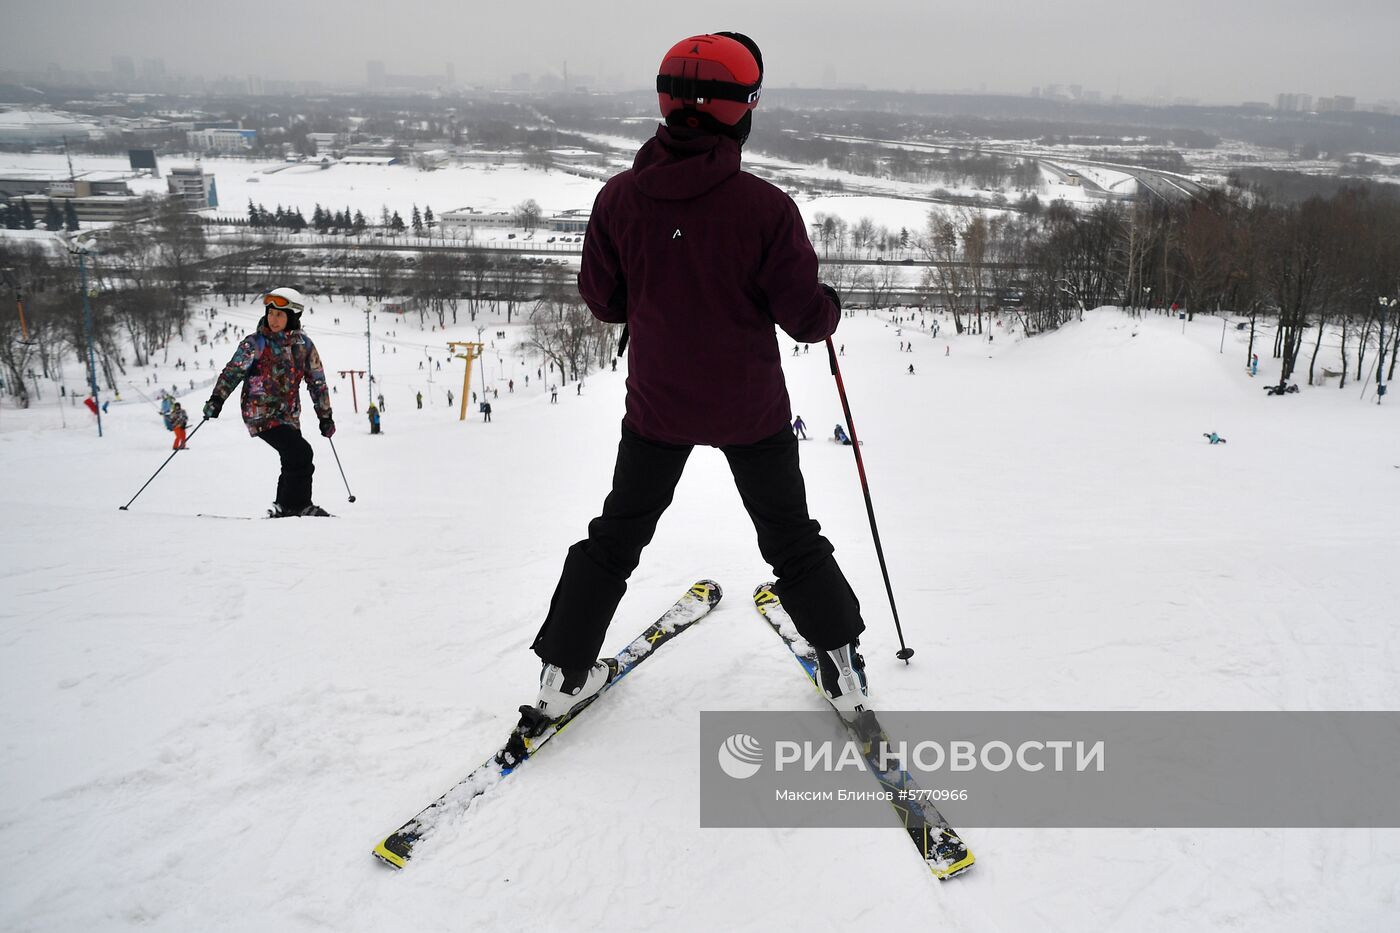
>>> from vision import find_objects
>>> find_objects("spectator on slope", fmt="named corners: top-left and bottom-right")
top-left (527, 32), bottom-right (871, 725)
top-left (203, 287), bottom-right (335, 518)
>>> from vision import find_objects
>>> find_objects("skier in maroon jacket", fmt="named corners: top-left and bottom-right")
top-left (531, 32), bottom-right (870, 721)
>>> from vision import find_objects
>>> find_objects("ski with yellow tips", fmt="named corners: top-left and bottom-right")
top-left (752, 582), bottom-right (975, 880)
top-left (373, 580), bottom-right (722, 869)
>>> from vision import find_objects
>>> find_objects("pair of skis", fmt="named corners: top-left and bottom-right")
top-left (372, 580), bottom-right (974, 880)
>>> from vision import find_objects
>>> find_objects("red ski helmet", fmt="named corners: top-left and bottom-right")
top-left (656, 33), bottom-right (763, 129)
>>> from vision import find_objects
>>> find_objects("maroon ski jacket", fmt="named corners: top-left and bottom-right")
top-left (578, 125), bottom-right (839, 447)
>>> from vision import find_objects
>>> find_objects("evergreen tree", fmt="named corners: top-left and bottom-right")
top-left (380, 206), bottom-right (391, 228)
top-left (411, 204), bottom-right (423, 235)
top-left (0, 204), bottom-right (17, 229)
top-left (64, 199), bottom-right (80, 231)
top-left (352, 210), bottom-right (367, 234)
top-left (20, 201), bottom-right (37, 230)
top-left (423, 205), bottom-right (435, 234)
top-left (390, 210), bottom-right (406, 233)
top-left (248, 199), bottom-right (260, 227)
top-left (312, 204), bottom-right (327, 231)
top-left (289, 209), bottom-right (307, 232)
top-left (44, 199), bottom-right (63, 231)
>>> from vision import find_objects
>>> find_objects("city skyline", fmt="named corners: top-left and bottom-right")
top-left (2, 0), bottom-right (1398, 106)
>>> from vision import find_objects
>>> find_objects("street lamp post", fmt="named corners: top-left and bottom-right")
top-left (1379, 297), bottom-right (1397, 403)
top-left (62, 232), bottom-right (103, 437)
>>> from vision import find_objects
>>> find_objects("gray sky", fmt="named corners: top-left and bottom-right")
top-left (3, 0), bottom-right (1397, 105)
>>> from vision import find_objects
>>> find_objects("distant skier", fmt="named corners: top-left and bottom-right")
top-left (529, 32), bottom-right (871, 725)
top-left (1203, 432), bottom-right (1227, 445)
top-left (203, 287), bottom-right (334, 517)
top-left (907, 364), bottom-right (915, 375)
top-left (550, 385), bottom-right (558, 403)
top-left (792, 414), bottom-right (807, 439)
top-left (168, 400), bottom-right (188, 450)
top-left (416, 391), bottom-right (423, 409)
top-left (1250, 354), bottom-right (1259, 377)
top-left (480, 400), bottom-right (492, 422)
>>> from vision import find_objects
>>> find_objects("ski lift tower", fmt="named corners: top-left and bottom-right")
top-left (447, 341), bottom-right (484, 421)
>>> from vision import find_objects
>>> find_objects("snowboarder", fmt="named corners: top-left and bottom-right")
top-left (530, 32), bottom-right (870, 723)
top-left (833, 423), bottom-right (851, 445)
top-left (368, 404), bottom-right (381, 434)
top-left (907, 364), bottom-right (915, 375)
top-left (168, 400), bottom-right (188, 450)
top-left (792, 415), bottom-right (807, 439)
top-left (203, 287), bottom-right (334, 517)
top-left (1204, 432), bottom-right (1227, 445)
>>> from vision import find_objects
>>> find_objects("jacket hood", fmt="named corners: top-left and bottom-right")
top-left (633, 124), bottom-right (741, 201)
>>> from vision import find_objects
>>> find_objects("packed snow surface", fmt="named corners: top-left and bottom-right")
top-left (2, 303), bottom-right (1399, 932)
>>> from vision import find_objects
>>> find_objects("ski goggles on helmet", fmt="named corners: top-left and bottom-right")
top-left (263, 293), bottom-right (304, 312)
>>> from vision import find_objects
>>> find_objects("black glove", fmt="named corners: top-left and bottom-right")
top-left (820, 283), bottom-right (842, 311)
top-left (203, 396), bottom-right (223, 419)
top-left (319, 416), bottom-right (336, 438)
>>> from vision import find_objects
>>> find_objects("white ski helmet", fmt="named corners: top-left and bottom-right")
top-left (262, 286), bottom-right (307, 328)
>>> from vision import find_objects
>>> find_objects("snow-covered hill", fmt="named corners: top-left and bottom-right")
top-left (2, 303), bottom-right (1398, 932)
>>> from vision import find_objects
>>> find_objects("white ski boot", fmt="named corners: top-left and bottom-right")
top-left (816, 643), bottom-right (870, 717)
top-left (536, 661), bottom-right (612, 720)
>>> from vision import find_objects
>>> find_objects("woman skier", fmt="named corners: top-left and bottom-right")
top-left (203, 287), bottom-right (335, 517)
top-left (528, 32), bottom-right (870, 724)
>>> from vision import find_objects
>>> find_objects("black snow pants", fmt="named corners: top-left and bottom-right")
top-left (257, 424), bottom-right (315, 512)
top-left (532, 423), bottom-right (865, 670)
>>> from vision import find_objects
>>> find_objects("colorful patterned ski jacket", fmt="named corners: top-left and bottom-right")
top-left (211, 322), bottom-right (332, 436)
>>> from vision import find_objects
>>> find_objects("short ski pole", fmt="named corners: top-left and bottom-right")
top-left (825, 337), bottom-right (914, 663)
top-left (327, 436), bottom-right (356, 503)
top-left (118, 417), bottom-right (207, 511)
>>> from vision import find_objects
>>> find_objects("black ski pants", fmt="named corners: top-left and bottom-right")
top-left (532, 423), bottom-right (865, 670)
top-left (257, 424), bottom-right (315, 511)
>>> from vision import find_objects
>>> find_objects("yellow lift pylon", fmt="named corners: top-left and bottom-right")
top-left (447, 341), bottom-right (484, 421)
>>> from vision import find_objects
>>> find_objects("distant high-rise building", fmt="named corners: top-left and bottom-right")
top-left (112, 56), bottom-right (135, 83)
top-left (367, 60), bottom-right (385, 88)
top-left (141, 58), bottom-right (166, 86)
top-left (1334, 95), bottom-right (1356, 112)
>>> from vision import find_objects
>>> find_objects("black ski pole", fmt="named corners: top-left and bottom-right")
top-left (825, 337), bottom-right (914, 663)
top-left (119, 417), bottom-right (207, 511)
top-left (327, 436), bottom-right (356, 503)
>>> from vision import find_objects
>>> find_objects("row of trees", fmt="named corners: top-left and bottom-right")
top-left (1, 200), bottom-right (80, 232)
top-left (1, 198), bottom-right (209, 406)
top-left (8, 180), bottom-right (1398, 408)
top-left (904, 184), bottom-right (1400, 388)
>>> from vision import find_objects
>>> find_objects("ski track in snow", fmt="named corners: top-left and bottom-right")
top-left (2, 302), bottom-right (1400, 932)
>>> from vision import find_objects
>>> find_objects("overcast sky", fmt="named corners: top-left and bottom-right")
top-left (3, 0), bottom-right (1397, 105)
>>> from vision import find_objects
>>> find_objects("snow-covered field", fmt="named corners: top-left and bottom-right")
top-left (3, 303), bottom-right (1399, 932)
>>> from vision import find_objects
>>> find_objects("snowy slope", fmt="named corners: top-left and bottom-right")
top-left (2, 304), bottom-right (1399, 932)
